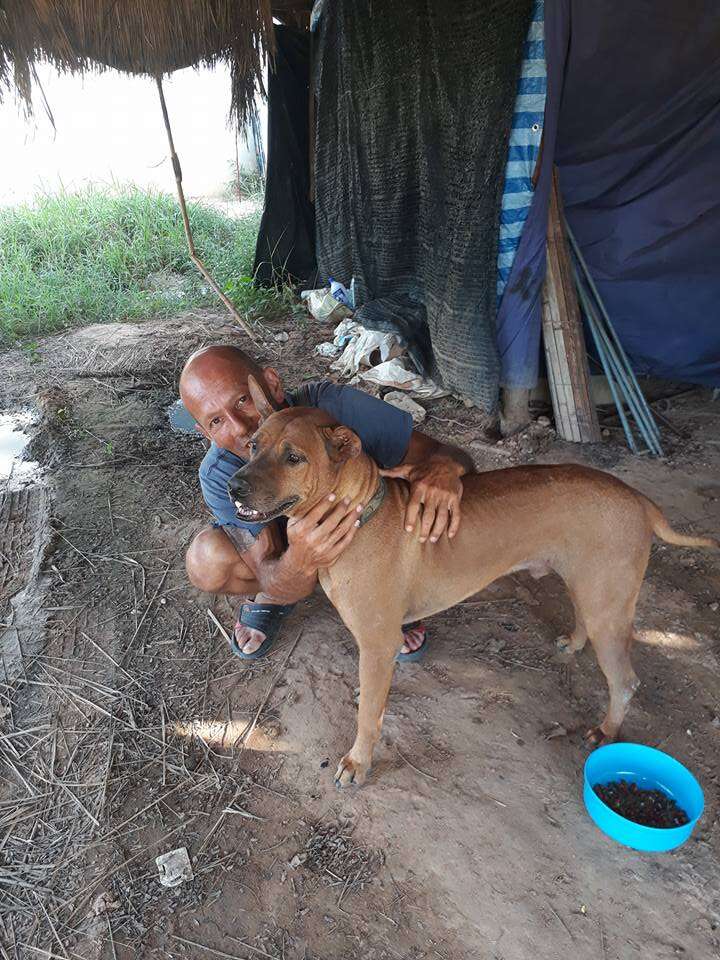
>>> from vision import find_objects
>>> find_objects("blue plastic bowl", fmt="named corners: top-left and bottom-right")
top-left (583, 743), bottom-right (704, 852)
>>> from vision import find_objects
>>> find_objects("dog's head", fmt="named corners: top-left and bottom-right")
top-left (227, 376), bottom-right (363, 523)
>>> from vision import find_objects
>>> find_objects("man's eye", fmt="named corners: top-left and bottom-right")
top-left (286, 452), bottom-right (304, 465)
top-left (210, 417), bottom-right (221, 427)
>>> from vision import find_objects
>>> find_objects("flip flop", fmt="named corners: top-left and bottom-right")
top-left (230, 601), bottom-right (295, 660)
top-left (396, 622), bottom-right (428, 663)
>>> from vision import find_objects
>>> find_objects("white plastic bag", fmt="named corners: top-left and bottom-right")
top-left (359, 358), bottom-right (448, 399)
top-left (382, 391), bottom-right (427, 423)
top-left (331, 327), bottom-right (405, 377)
top-left (300, 287), bottom-right (353, 322)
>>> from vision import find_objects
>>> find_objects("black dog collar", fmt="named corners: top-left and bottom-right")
top-left (358, 477), bottom-right (387, 527)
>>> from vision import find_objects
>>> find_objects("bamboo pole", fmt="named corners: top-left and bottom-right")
top-left (155, 75), bottom-right (259, 343)
top-left (541, 168), bottom-right (601, 443)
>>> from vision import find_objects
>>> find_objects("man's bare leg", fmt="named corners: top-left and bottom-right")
top-left (186, 527), bottom-right (270, 654)
top-left (186, 527), bottom-right (427, 657)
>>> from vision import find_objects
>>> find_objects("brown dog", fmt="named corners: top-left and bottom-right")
top-left (229, 380), bottom-right (717, 787)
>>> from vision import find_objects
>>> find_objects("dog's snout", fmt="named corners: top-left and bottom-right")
top-left (228, 473), bottom-right (250, 498)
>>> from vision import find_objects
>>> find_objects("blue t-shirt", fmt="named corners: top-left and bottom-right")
top-left (199, 380), bottom-right (413, 536)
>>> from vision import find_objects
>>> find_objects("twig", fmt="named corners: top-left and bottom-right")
top-left (80, 632), bottom-right (146, 692)
top-left (170, 935), bottom-right (252, 960)
top-left (160, 699), bottom-right (167, 788)
top-left (107, 494), bottom-right (115, 538)
top-left (547, 902), bottom-right (573, 942)
top-left (223, 806), bottom-right (268, 821)
top-left (206, 608), bottom-right (233, 647)
top-left (107, 914), bottom-right (118, 960)
top-left (241, 630), bottom-right (303, 746)
top-left (395, 746), bottom-right (438, 782)
top-left (122, 563), bottom-right (170, 661)
top-left (36, 894), bottom-right (70, 959)
top-left (227, 935), bottom-right (282, 960)
top-left (53, 530), bottom-right (97, 571)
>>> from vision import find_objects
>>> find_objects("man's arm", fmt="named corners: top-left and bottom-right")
top-left (382, 430), bottom-right (474, 543)
top-left (240, 496), bottom-right (364, 605)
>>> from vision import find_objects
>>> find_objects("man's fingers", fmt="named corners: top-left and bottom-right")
top-left (428, 505), bottom-right (449, 543)
top-left (448, 498), bottom-right (461, 539)
top-left (326, 506), bottom-right (363, 546)
top-left (301, 493), bottom-right (344, 529)
top-left (419, 494), bottom-right (437, 542)
top-left (404, 488), bottom-right (424, 534)
top-left (316, 498), bottom-right (360, 537)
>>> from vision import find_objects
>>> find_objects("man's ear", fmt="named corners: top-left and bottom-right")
top-left (322, 425), bottom-right (362, 462)
top-left (247, 375), bottom-right (276, 424)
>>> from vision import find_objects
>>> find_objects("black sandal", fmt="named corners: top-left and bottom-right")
top-left (230, 601), bottom-right (295, 660)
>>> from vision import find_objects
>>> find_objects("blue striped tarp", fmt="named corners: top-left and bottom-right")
top-left (497, 0), bottom-right (547, 302)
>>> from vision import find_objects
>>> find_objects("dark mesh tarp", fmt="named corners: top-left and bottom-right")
top-left (253, 26), bottom-right (316, 286)
top-left (313, 0), bottom-right (532, 413)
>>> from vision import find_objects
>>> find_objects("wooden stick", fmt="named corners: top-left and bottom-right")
top-left (542, 167), bottom-right (601, 443)
top-left (155, 76), bottom-right (260, 344)
top-left (395, 746), bottom-right (438, 783)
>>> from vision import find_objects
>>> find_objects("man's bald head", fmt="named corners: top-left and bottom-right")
top-left (180, 345), bottom-right (261, 403)
top-left (179, 344), bottom-right (285, 451)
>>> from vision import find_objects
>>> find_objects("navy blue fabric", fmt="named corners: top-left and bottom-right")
top-left (498, 0), bottom-right (720, 389)
top-left (199, 381), bottom-right (413, 534)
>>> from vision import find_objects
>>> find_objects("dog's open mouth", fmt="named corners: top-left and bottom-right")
top-left (233, 497), bottom-right (299, 523)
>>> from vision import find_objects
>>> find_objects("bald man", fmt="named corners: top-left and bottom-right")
top-left (181, 345), bottom-right (473, 659)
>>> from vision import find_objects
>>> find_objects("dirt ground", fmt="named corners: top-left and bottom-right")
top-left (1, 310), bottom-right (719, 960)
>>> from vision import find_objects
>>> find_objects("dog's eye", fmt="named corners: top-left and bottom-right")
top-left (248, 439), bottom-right (258, 455)
top-left (286, 452), bottom-right (304, 465)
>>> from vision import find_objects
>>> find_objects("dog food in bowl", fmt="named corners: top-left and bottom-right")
top-left (593, 780), bottom-right (689, 828)
top-left (584, 743), bottom-right (704, 852)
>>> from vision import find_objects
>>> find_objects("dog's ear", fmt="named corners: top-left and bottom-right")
top-left (247, 375), bottom-right (275, 424)
top-left (322, 425), bottom-right (362, 463)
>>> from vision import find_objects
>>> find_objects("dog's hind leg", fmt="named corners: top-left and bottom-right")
top-left (584, 621), bottom-right (640, 745)
top-left (334, 628), bottom-right (402, 788)
top-left (554, 597), bottom-right (588, 658)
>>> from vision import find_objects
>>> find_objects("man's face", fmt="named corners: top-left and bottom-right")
top-left (181, 353), bottom-right (284, 457)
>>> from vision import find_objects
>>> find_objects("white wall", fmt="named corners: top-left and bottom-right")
top-left (1, 62), bottom-right (266, 205)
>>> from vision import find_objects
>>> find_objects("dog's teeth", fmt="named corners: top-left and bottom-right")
top-left (235, 501), bottom-right (243, 511)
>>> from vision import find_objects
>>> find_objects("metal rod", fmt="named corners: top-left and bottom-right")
top-left (571, 258), bottom-right (663, 455)
top-left (587, 296), bottom-right (664, 456)
top-left (577, 276), bottom-right (639, 453)
top-left (155, 75), bottom-right (260, 344)
top-left (564, 217), bottom-right (661, 440)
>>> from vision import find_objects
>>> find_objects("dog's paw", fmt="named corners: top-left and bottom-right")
top-left (584, 725), bottom-right (616, 747)
top-left (334, 753), bottom-right (368, 788)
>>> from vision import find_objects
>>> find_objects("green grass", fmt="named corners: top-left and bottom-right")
top-left (0, 186), bottom-right (280, 341)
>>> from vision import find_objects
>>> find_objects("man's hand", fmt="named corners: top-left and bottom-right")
top-left (285, 495), bottom-right (363, 574)
top-left (381, 457), bottom-right (464, 543)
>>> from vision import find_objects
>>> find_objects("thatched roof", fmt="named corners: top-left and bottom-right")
top-left (0, 1), bottom-right (309, 123)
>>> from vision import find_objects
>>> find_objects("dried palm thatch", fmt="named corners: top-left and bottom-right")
top-left (0, 0), bottom-right (281, 123)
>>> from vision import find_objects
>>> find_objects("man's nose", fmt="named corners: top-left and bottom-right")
top-left (227, 409), bottom-right (254, 434)
top-left (228, 473), bottom-right (250, 499)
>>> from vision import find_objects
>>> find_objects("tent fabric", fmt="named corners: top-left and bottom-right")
top-left (499, 0), bottom-right (720, 389)
top-left (253, 25), bottom-right (316, 286)
top-left (313, 0), bottom-right (532, 414)
top-left (496, 0), bottom-right (546, 304)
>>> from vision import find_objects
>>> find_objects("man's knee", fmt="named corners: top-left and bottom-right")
top-left (186, 528), bottom-right (236, 593)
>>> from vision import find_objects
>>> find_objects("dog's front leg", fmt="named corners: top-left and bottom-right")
top-left (334, 635), bottom-right (400, 788)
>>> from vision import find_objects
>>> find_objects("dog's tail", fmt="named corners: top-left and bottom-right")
top-left (641, 496), bottom-right (719, 550)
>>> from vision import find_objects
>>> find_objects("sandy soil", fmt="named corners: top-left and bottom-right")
top-left (1, 310), bottom-right (718, 960)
